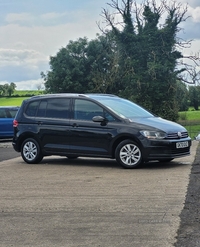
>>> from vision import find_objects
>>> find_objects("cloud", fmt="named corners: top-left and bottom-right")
top-left (0, 79), bottom-right (45, 90)
top-left (187, 6), bottom-right (200, 23)
top-left (181, 0), bottom-right (200, 8)
top-left (40, 12), bottom-right (68, 21)
top-left (0, 12), bottom-right (101, 86)
top-left (0, 47), bottom-right (49, 83)
top-left (0, 0), bottom-right (199, 90)
top-left (0, 48), bottom-right (47, 67)
top-left (5, 12), bottom-right (34, 24)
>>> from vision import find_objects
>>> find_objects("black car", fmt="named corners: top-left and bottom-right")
top-left (0, 106), bottom-right (20, 139)
top-left (12, 94), bottom-right (191, 168)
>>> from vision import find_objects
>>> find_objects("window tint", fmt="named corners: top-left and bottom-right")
top-left (0, 109), bottom-right (6, 118)
top-left (26, 98), bottom-right (70, 118)
top-left (46, 98), bottom-right (70, 119)
top-left (74, 99), bottom-right (104, 120)
top-left (8, 109), bottom-right (18, 118)
top-left (0, 108), bottom-right (18, 118)
top-left (37, 100), bottom-right (47, 117)
top-left (25, 101), bottom-right (40, 117)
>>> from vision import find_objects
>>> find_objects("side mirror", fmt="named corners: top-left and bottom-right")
top-left (92, 116), bottom-right (105, 122)
top-left (92, 116), bottom-right (108, 126)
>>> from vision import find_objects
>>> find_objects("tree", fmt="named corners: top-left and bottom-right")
top-left (176, 81), bottom-right (189, 111)
top-left (100, 0), bottom-right (199, 120)
top-left (189, 86), bottom-right (200, 110)
top-left (8, 82), bottom-right (16, 96)
top-left (42, 33), bottom-right (130, 95)
top-left (42, 37), bottom-right (91, 93)
top-left (87, 32), bottom-right (133, 94)
top-left (0, 85), bottom-right (5, 95)
top-left (0, 83), bottom-right (16, 96)
top-left (42, 35), bottom-right (117, 93)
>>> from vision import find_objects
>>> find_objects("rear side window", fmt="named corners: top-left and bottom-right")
top-left (37, 101), bottom-right (47, 117)
top-left (25, 101), bottom-right (40, 117)
top-left (26, 98), bottom-right (70, 119)
top-left (45, 98), bottom-right (70, 119)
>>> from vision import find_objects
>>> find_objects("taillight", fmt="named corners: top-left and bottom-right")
top-left (13, 119), bottom-right (18, 127)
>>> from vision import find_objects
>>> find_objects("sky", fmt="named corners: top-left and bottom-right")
top-left (0, 0), bottom-right (200, 90)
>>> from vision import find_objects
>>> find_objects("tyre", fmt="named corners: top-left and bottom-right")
top-left (21, 138), bottom-right (43, 164)
top-left (115, 140), bottom-right (142, 168)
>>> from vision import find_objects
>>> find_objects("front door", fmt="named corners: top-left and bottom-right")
top-left (69, 99), bottom-right (118, 156)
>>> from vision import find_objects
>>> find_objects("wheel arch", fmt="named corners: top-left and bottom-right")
top-left (111, 135), bottom-right (143, 158)
top-left (17, 132), bottom-right (42, 153)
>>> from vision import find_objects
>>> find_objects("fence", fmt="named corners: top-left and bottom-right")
top-left (177, 120), bottom-right (200, 139)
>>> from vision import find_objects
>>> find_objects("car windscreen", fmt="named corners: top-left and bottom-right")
top-left (93, 97), bottom-right (154, 119)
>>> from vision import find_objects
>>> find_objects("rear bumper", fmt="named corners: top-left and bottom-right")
top-left (12, 142), bottom-right (20, 152)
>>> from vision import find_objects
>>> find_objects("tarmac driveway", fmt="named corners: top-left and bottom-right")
top-left (0, 141), bottom-right (198, 247)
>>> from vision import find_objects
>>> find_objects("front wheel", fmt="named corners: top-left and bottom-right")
top-left (21, 138), bottom-right (43, 164)
top-left (115, 140), bottom-right (143, 168)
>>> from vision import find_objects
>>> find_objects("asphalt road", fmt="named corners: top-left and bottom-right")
top-left (0, 139), bottom-right (20, 161)
top-left (0, 140), bottom-right (199, 247)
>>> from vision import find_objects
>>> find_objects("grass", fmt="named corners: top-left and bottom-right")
top-left (0, 90), bottom-right (44, 106)
top-left (178, 108), bottom-right (200, 138)
top-left (0, 97), bottom-right (29, 106)
top-left (179, 108), bottom-right (200, 121)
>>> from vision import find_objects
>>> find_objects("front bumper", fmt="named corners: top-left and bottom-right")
top-left (142, 137), bottom-right (192, 161)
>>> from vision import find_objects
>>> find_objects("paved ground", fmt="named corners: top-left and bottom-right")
top-left (0, 140), bottom-right (20, 161)
top-left (175, 142), bottom-right (200, 247)
top-left (0, 140), bottom-right (199, 247)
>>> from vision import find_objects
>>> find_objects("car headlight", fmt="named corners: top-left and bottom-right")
top-left (140, 130), bottom-right (166, 139)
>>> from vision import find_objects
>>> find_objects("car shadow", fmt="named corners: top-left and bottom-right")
top-left (40, 156), bottom-right (120, 169)
top-left (141, 160), bottom-right (190, 170)
top-left (37, 156), bottom-right (190, 170)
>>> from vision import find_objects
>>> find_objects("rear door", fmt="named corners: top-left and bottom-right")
top-left (35, 98), bottom-right (71, 153)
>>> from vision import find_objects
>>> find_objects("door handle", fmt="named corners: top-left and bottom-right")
top-left (72, 123), bottom-right (78, 127)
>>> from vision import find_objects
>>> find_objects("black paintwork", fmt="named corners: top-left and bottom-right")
top-left (12, 94), bottom-right (192, 162)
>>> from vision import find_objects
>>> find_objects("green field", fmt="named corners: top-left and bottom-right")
top-left (0, 90), bottom-right (44, 106)
top-left (0, 97), bottom-right (29, 106)
top-left (178, 109), bottom-right (200, 138)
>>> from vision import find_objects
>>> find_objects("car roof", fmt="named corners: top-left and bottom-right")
top-left (24, 93), bottom-right (119, 101)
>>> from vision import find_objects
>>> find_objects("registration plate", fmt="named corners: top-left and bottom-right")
top-left (176, 141), bottom-right (189, 149)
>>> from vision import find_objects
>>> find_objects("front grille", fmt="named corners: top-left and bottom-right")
top-left (171, 147), bottom-right (190, 155)
top-left (166, 131), bottom-right (188, 139)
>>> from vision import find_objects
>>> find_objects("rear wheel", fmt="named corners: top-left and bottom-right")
top-left (21, 138), bottom-right (43, 164)
top-left (115, 140), bottom-right (142, 168)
